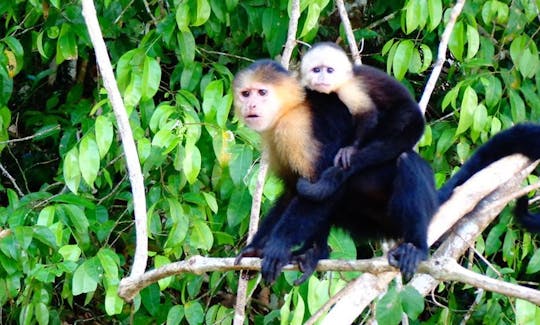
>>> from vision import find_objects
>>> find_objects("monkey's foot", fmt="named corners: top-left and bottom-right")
top-left (296, 167), bottom-right (343, 200)
top-left (260, 244), bottom-right (292, 284)
top-left (235, 246), bottom-right (264, 280)
top-left (291, 244), bottom-right (330, 285)
top-left (387, 242), bottom-right (427, 283)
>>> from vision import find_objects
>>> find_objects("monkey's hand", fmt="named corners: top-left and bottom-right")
top-left (387, 242), bottom-right (427, 283)
top-left (260, 242), bottom-right (292, 284)
top-left (296, 166), bottom-right (344, 200)
top-left (234, 245), bottom-right (263, 264)
top-left (291, 244), bottom-right (329, 285)
top-left (235, 245), bottom-right (264, 280)
top-left (334, 145), bottom-right (358, 169)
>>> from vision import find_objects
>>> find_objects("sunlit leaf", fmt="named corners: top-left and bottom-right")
top-left (141, 56), bottom-right (161, 101)
top-left (79, 136), bottom-right (100, 188)
top-left (392, 40), bottom-right (413, 80)
top-left (95, 115), bottom-right (113, 159)
top-left (176, 2), bottom-right (190, 32)
top-left (64, 147), bottom-right (81, 194)
top-left (189, 219), bottom-right (213, 250)
top-left (72, 257), bottom-right (101, 295)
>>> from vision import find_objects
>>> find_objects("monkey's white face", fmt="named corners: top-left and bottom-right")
top-left (301, 45), bottom-right (352, 93)
top-left (235, 82), bottom-right (281, 132)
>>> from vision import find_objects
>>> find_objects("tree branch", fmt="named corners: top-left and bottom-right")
top-left (81, 0), bottom-right (148, 277)
top-left (418, 0), bottom-right (466, 113)
top-left (335, 0), bottom-right (361, 64)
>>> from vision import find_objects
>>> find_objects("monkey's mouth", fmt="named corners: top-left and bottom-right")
top-left (312, 83), bottom-right (332, 93)
top-left (246, 114), bottom-right (260, 119)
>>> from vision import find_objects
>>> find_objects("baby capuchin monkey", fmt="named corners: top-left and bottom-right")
top-left (298, 42), bottom-right (426, 200)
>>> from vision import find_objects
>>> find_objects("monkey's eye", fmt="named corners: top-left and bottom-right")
top-left (241, 91), bottom-right (250, 97)
top-left (327, 67), bottom-right (334, 73)
top-left (258, 89), bottom-right (268, 96)
top-left (312, 67), bottom-right (321, 73)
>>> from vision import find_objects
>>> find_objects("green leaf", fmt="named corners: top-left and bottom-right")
top-left (300, 3), bottom-right (321, 38)
top-left (105, 285), bottom-right (124, 315)
top-left (164, 199), bottom-right (189, 249)
top-left (95, 115), bottom-right (113, 159)
top-left (149, 103), bottom-right (176, 133)
top-left (167, 305), bottom-right (185, 325)
top-left (202, 79), bottom-right (224, 120)
top-left (456, 86), bottom-right (477, 135)
top-left (177, 30), bottom-right (196, 64)
top-left (202, 192), bottom-right (218, 213)
top-left (226, 187), bottom-right (251, 227)
top-left (449, 20), bottom-right (464, 61)
top-left (466, 24), bottom-right (480, 59)
top-left (72, 257), bottom-right (101, 295)
top-left (290, 292), bottom-right (305, 325)
top-left (392, 40), bottom-right (414, 80)
top-left (400, 287), bottom-right (424, 319)
top-left (376, 286), bottom-right (403, 325)
top-left (509, 89), bottom-right (526, 122)
top-left (97, 248), bottom-right (119, 279)
top-left (502, 228), bottom-right (517, 265)
top-left (191, 0), bottom-right (211, 26)
top-left (34, 302), bottom-right (49, 325)
top-left (427, 0), bottom-right (442, 31)
top-left (182, 142), bottom-right (201, 184)
top-left (526, 249), bottom-right (540, 274)
top-left (472, 104), bottom-right (488, 133)
top-left (3, 36), bottom-right (24, 76)
top-left (63, 204), bottom-right (90, 246)
top-left (307, 277), bottom-right (329, 314)
top-left (59, 245), bottom-right (82, 262)
top-left (229, 144), bottom-right (253, 185)
top-left (189, 219), bottom-right (213, 250)
top-left (176, 2), bottom-right (191, 32)
top-left (56, 23), bottom-right (78, 64)
top-left (141, 56), bottom-right (161, 100)
top-left (481, 76), bottom-right (502, 108)
top-left (516, 299), bottom-right (540, 325)
top-left (37, 206), bottom-right (56, 226)
top-left (328, 228), bottom-right (356, 260)
top-left (79, 135), bottom-right (100, 188)
top-left (185, 301), bottom-right (204, 325)
top-left (63, 147), bottom-right (81, 194)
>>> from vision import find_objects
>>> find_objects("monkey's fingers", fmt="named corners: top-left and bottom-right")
top-left (234, 246), bottom-right (263, 265)
top-left (387, 242), bottom-right (426, 283)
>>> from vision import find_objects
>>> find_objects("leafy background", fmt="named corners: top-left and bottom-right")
top-left (1, 0), bottom-right (540, 324)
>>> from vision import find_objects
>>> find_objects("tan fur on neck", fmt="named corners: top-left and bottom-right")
top-left (337, 77), bottom-right (375, 115)
top-left (263, 101), bottom-right (320, 181)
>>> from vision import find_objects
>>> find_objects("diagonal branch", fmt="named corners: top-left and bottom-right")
top-left (81, 0), bottom-right (148, 277)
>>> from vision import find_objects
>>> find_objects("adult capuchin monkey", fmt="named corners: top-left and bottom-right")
top-left (233, 59), bottom-right (438, 284)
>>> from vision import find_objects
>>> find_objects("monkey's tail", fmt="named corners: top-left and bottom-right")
top-left (438, 123), bottom-right (540, 203)
top-left (514, 196), bottom-right (540, 232)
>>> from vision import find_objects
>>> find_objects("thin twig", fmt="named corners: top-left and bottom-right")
top-left (0, 125), bottom-right (60, 144)
top-left (281, 0), bottom-right (301, 69)
top-left (0, 163), bottom-right (24, 196)
top-left (418, 0), bottom-right (466, 113)
top-left (335, 0), bottom-right (361, 64)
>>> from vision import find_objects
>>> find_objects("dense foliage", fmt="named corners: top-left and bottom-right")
top-left (1, 0), bottom-right (540, 323)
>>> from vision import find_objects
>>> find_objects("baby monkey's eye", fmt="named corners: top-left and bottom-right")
top-left (327, 67), bottom-right (334, 73)
top-left (312, 67), bottom-right (321, 73)
top-left (258, 89), bottom-right (268, 96)
top-left (241, 91), bottom-right (250, 97)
